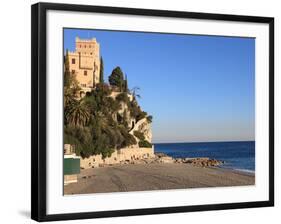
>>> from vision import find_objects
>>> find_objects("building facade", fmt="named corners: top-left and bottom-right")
top-left (66, 37), bottom-right (101, 96)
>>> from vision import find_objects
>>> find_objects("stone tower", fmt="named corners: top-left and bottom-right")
top-left (66, 37), bottom-right (101, 96)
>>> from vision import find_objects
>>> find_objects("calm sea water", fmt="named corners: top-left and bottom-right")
top-left (154, 141), bottom-right (255, 173)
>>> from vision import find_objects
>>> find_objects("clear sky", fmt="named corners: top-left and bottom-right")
top-left (64, 28), bottom-right (255, 143)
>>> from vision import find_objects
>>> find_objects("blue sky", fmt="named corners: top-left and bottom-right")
top-left (64, 28), bottom-right (255, 143)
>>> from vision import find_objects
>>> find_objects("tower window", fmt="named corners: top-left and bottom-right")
top-left (71, 70), bottom-right (75, 74)
top-left (84, 70), bottom-right (87, 76)
top-left (71, 58), bottom-right (75, 64)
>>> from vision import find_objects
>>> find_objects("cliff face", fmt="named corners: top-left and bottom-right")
top-left (110, 91), bottom-right (153, 147)
top-left (130, 118), bottom-right (152, 143)
top-left (110, 92), bottom-right (136, 130)
top-left (118, 101), bottom-right (136, 130)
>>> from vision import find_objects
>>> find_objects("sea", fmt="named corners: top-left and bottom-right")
top-left (154, 141), bottom-right (255, 173)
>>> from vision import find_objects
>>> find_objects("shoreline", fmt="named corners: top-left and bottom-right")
top-left (220, 167), bottom-right (255, 176)
top-left (154, 152), bottom-right (255, 175)
top-left (64, 162), bottom-right (255, 195)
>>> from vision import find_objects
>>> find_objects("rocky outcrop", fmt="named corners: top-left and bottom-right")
top-left (129, 117), bottom-right (152, 143)
top-left (109, 91), bottom-right (153, 146)
top-left (152, 153), bottom-right (223, 167)
top-left (175, 157), bottom-right (223, 167)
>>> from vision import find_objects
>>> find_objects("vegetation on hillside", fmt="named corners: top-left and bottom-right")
top-left (138, 140), bottom-right (152, 148)
top-left (133, 131), bottom-right (152, 148)
top-left (64, 55), bottom-right (152, 158)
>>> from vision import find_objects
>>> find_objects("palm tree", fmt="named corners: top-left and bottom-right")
top-left (64, 87), bottom-right (76, 108)
top-left (130, 86), bottom-right (141, 100)
top-left (65, 99), bottom-right (90, 126)
top-left (64, 58), bottom-right (81, 109)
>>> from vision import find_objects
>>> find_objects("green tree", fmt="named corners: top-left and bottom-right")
top-left (99, 56), bottom-right (104, 83)
top-left (65, 100), bottom-right (90, 126)
top-left (108, 66), bottom-right (125, 91)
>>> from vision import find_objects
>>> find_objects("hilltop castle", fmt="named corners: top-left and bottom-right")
top-left (64, 37), bottom-right (154, 178)
top-left (66, 37), bottom-right (101, 96)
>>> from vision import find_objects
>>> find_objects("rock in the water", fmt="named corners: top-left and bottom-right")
top-left (183, 157), bottom-right (223, 167)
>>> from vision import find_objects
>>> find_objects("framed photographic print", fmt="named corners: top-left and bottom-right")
top-left (31, 2), bottom-right (274, 222)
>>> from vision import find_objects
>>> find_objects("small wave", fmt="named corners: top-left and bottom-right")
top-left (234, 168), bottom-right (255, 174)
top-left (220, 166), bottom-right (255, 174)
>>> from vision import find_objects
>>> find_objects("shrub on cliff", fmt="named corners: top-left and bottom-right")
top-left (128, 101), bottom-right (147, 121)
top-left (124, 133), bottom-right (137, 147)
top-left (116, 92), bottom-right (129, 103)
top-left (138, 140), bottom-right (152, 148)
top-left (119, 126), bottom-right (137, 147)
top-left (133, 130), bottom-right (145, 141)
top-left (136, 111), bottom-right (147, 121)
top-left (146, 115), bottom-right (153, 123)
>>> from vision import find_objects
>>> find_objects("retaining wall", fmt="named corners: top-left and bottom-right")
top-left (80, 146), bottom-right (154, 169)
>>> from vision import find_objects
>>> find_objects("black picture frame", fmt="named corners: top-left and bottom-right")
top-left (31, 2), bottom-right (274, 222)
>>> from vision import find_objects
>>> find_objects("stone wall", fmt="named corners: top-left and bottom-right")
top-left (80, 146), bottom-right (154, 169)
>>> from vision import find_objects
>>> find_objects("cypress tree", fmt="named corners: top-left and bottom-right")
top-left (64, 49), bottom-right (71, 87)
top-left (99, 56), bottom-right (104, 83)
top-left (124, 74), bottom-right (128, 92)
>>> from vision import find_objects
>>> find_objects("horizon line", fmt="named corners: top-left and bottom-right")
top-left (152, 139), bottom-right (255, 144)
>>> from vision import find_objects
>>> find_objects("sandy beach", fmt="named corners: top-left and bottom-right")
top-left (64, 163), bottom-right (255, 195)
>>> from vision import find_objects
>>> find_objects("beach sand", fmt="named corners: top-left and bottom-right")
top-left (64, 163), bottom-right (255, 195)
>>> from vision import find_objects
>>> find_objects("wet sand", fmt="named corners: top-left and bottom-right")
top-left (64, 163), bottom-right (255, 195)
